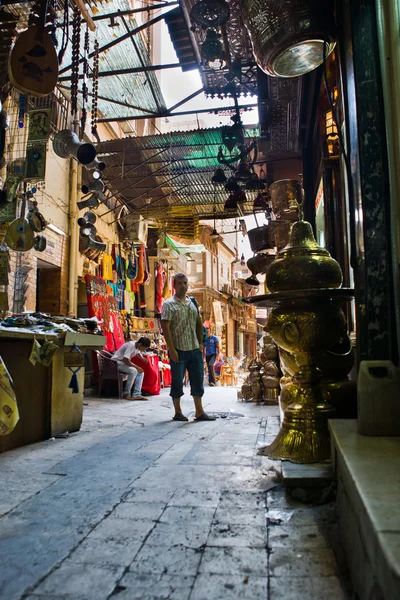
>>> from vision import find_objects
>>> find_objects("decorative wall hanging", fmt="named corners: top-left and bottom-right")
top-left (8, 0), bottom-right (59, 97)
top-left (4, 195), bottom-right (35, 252)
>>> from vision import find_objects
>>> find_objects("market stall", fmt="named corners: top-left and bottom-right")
top-left (0, 318), bottom-right (105, 453)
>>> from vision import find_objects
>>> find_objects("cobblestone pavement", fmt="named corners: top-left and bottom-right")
top-left (0, 386), bottom-right (351, 600)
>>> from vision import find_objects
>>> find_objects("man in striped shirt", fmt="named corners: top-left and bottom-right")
top-left (161, 274), bottom-right (216, 422)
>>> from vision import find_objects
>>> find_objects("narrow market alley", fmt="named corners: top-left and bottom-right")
top-left (0, 387), bottom-right (351, 600)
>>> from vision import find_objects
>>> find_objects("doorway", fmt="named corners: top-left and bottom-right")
top-left (36, 258), bottom-right (61, 314)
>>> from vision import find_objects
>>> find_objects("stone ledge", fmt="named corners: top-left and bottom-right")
top-left (329, 419), bottom-right (400, 600)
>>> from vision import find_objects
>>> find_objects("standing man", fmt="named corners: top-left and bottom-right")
top-left (111, 336), bottom-right (151, 400)
top-left (161, 274), bottom-right (216, 422)
top-left (203, 328), bottom-right (220, 386)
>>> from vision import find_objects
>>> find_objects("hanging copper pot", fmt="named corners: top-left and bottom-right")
top-left (248, 221), bottom-right (280, 253)
top-left (269, 179), bottom-right (304, 220)
top-left (241, 0), bottom-right (336, 78)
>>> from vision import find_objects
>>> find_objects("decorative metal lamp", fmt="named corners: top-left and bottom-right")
top-left (246, 173), bottom-right (265, 191)
top-left (325, 110), bottom-right (339, 155)
top-left (241, 0), bottom-right (336, 77)
top-left (211, 168), bottom-right (227, 184)
top-left (191, 0), bottom-right (230, 29)
top-left (201, 29), bottom-right (226, 70)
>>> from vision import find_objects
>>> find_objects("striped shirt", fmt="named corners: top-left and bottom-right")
top-left (161, 295), bottom-right (200, 351)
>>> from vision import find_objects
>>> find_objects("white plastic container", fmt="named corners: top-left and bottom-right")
top-left (358, 360), bottom-right (400, 436)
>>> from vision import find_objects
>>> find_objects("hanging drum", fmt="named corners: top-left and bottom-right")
top-left (269, 179), bottom-right (304, 221)
top-left (241, 0), bottom-right (336, 77)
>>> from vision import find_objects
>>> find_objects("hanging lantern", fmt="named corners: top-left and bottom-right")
top-left (225, 176), bottom-right (240, 192)
top-left (224, 194), bottom-right (238, 210)
top-left (201, 29), bottom-right (226, 70)
top-left (234, 159), bottom-right (252, 181)
top-left (246, 173), bottom-right (265, 190)
top-left (191, 0), bottom-right (230, 28)
top-left (325, 110), bottom-right (339, 155)
top-left (241, 0), bottom-right (336, 77)
top-left (211, 168), bottom-right (227, 184)
top-left (253, 192), bottom-right (269, 209)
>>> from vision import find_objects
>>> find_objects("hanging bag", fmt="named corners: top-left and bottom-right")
top-left (127, 243), bottom-right (137, 279)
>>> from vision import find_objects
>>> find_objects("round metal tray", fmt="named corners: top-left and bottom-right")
top-left (243, 288), bottom-right (355, 307)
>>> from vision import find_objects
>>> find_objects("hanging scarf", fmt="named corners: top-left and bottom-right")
top-left (134, 244), bottom-right (145, 284)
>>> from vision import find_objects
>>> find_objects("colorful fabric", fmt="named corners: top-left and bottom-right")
top-left (102, 254), bottom-right (114, 281)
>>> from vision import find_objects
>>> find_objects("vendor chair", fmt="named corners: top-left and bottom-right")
top-left (96, 350), bottom-right (128, 398)
top-left (220, 365), bottom-right (237, 386)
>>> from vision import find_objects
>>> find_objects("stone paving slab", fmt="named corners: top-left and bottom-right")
top-left (208, 522), bottom-right (268, 548)
top-left (269, 575), bottom-right (351, 599)
top-left (33, 562), bottom-right (124, 599)
top-left (111, 572), bottom-right (195, 600)
top-left (0, 386), bottom-right (351, 599)
top-left (130, 542), bottom-right (203, 575)
top-left (190, 573), bottom-right (268, 600)
top-left (198, 545), bottom-right (269, 576)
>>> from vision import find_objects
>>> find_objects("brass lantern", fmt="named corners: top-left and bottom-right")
top-left (241, 0), bottom-right (336, 77)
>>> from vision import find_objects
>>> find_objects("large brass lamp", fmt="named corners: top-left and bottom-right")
top-left (241, 0), bottom-right (336, 77)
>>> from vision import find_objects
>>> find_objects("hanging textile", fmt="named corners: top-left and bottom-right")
top-left (142, 246), bottom-right (151, 285)
top-left (127, 244), bottom-right (137, 279)
top-left (111, 312), bottom-right (125, 350)
top-left (134, 244), bottom-right (145, 284)
top-left (155, 263), bottom-right (164, 317)
top-left (102, 254), bottom-right (114, 281)
top-left (139, 285), bottom-right (146, 316)
top-left (162, 267), bottom-right (171, 299)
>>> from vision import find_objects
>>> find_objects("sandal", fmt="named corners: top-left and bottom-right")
top-left (194, 412), bottom-right (217, 421)
top-left (173, 413), bottom-right (189, 422)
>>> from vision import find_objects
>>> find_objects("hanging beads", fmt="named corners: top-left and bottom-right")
top-left (91, 38), bottom-right (99, 142)
top-left (71, 6), bottom-right (81, 116)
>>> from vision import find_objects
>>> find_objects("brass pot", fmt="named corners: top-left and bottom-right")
top-left (269, 180), bottom-right (303, 220)
top-left (265, 221), bottom-right (342, 292)
top-left (240, 0), bottom-right (336, 77)
top-left (247, 224), bottom-right (274, 253)
top-left (247, 253), bottom-right (275, 275)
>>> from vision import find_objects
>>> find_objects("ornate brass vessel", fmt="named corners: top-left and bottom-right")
top-left (266, 221), bottom-right (343, 292)
top-left (244, 219), bottom-right (355, 463)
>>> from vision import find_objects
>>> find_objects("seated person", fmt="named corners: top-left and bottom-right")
top-left (214, 356), bottom-right (225, 377)
top-left (111, 336), bottom-right (151, 400)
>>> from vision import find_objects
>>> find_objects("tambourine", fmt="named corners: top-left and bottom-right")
top-left (28, 209), bottom-right (47, 232)
top-left (34, 235), bottom-right (47, 252)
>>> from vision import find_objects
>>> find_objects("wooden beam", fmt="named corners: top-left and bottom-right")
top-left (72, 0), bottom-right (96, 32)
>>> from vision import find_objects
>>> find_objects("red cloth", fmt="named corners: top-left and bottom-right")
top-left (155, 263), bottom-right (164, 315)
top-left (111, 313), bottom-right (125, 350)
top-left (161, 360), bottom-right (172, 387)
top-left (131, 354), bottom-right (161, 395)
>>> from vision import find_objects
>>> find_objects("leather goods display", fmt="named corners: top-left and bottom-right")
top-left (8, 0), bottom-right (58, 97)
top-left (4, 195), bottom-right (35, 251)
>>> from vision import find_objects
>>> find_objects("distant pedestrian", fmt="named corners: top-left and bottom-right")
top-left (203, 328), bottom-right (220, 386)
top-left (161, 274), bottom-right (216, 422)
top-left (111, 337), bottom-right (151, 400)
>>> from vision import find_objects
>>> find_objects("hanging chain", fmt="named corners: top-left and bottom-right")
top-left (146, 8), bottom-right (151, 60)
top-left (91, 38), bottom-right (100, 142)
top-left (80, 24), bottom-right (89, 138)
top-left (71, 6), bottom-right (81, 117)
